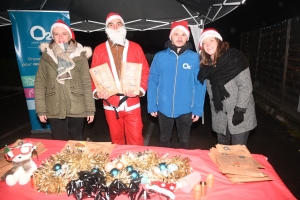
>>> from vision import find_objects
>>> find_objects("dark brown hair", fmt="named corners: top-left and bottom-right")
top-left (49, 39), bottom-right (77, 49)
top-left (200, 38), bottom-right (229, 66)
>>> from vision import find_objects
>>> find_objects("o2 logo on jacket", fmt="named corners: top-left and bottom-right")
top-left (182, 63), bottom-right (191, 69)
top-left (30, 26), bottom-right (52, 41)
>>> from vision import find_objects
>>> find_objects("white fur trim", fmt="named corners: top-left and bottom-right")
top-left (106, 15), bottom-right (124, 27)
top-left (39, 42), bottom-right (92, 62)
top-left (93, 89), bottom-right (99, 99)
top-left (83, 46), bottom-right (92, 59)
top-left (169, 25), bottom-right (190, 40)
top-left (51, 23), bottom-right (72, 38)
top-left (39, 42), bottom-right (49, 52)
top-left (145, 185), bottom-right (175, 200)
top-left (106, 41), bottom-right (121, 91)
top-left (105, 39), bottom-right (129, 91)
top-left (140, 87), bottom-right (145, 97)
top-left (199, 30), bottom-right (222, 47)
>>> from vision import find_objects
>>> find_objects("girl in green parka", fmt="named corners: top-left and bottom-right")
top-left (34, 20), bottom-right (95, 140)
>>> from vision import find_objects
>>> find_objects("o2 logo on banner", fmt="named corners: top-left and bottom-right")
top-left (8, 10), bottom-right (70, 132)
top-left (30, 25), bottom-right (52, 41)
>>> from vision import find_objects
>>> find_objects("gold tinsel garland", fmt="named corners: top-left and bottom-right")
top-left (33, 148), bottom-right (192, 195)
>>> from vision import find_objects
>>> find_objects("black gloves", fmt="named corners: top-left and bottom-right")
top-left (232, 107), bottom-right (246, 126)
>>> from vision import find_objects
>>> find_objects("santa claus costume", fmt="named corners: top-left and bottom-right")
top-left (91, 12), bottom-right (149, 145)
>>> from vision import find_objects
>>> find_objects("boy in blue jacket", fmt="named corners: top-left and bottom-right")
top-left (147, 20), bottom-right (206, 149)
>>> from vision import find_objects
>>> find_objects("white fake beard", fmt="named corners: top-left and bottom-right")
top-left (105, 26), bottom-right (127, 46)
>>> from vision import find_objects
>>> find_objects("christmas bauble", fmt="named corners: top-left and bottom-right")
top-left (152, 166), bottom-right (160, 174)
top-left (116, 161), bottom-right (124, 170)
top-left (159, 163), bottom-right (167, 170)
top-left (130, 170), bottom-right (139, 179)
top-left (53, 163), bottom-right (62, 171)
top-left (126, 165), bottom-right (134, 172)
top-left (110, 168), bottom-right (119, 177)
top-left (105, 162), bottom-right (115, 172)
top-left (55, 169), bottom-right (64, 176)
top-left (92, 168), bottom-right (99, 173)
top-left (167, 164), bottom-right (178, 173)
top-left (141, 175), bottom-right (148, 184)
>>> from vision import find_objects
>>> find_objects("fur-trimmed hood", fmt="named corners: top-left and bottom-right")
top-left (39, 42), bottom-right (92, 59)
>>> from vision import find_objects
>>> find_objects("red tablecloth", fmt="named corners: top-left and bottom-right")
top-left (0, 138), bottom-right (296, 200)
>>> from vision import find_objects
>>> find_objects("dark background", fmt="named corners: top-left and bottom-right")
top-left (1, 0), bottom-right (300, 58)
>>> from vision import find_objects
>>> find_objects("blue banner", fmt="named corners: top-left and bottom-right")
top-left (8, 10), bottom-right (70, 133)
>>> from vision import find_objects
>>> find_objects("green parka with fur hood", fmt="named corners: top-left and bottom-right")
top-left (34, 42), bottom-right (95, 119)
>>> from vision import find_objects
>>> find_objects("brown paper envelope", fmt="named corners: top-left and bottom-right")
top-left (226, 172), bottom-right (272, 183)
top-left (215, 145), bottom-right (265, 169)
top-left (120, 62), bottom-right (142, 95)
top-left (214, 151), bottom-right (265, 177)
top-left (61, 140), bottom-right (115, 156)
top-left (90, 63), bottom-right (119, 96)
top-left (216, 144), bottom-right (251, 155)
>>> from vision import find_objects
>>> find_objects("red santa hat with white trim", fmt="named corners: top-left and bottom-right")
top-left (199, 28), bottom-right (222, 47)
top-left (106, 12), bottom-right (125, 27)
top-left (50, 19), bottom-right (75, 40)
top-left (146, 181), bottom-right (176, 200)
top-left (169, 20), bottom-right (190, 40)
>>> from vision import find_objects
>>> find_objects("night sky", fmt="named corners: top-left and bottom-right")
top-left (1, 0), bottom-right (300, 58)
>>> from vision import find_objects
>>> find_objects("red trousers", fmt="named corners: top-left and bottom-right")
top-left (104, 107), bottom-right (144, 145)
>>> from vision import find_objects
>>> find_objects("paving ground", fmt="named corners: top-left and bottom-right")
top-left (1, 90), bottom-right (300, 199)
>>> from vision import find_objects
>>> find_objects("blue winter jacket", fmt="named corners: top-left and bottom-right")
top-left (147, 47), bottom-right (206, 118)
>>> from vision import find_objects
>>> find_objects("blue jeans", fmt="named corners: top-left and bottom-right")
top-left (217, 125), bottom-right (249, 146)
top-left (158, 112), bottom-right (193, 149)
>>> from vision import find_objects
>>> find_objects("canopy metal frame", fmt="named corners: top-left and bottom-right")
top-left (0, 0), bottom-right (246, 32)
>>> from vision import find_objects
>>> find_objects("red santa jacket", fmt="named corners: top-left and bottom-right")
top-left (91, 40), bottom-right (149, 111)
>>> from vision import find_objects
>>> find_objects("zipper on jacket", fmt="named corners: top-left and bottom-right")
top-left (62, 84), bottom-right (67, 100)
top-left (170, 50), bottom-right (179, 118)
top-left (156, 87), bottom-right (159, 106)
top-left (192, 89), bottom-right (195, 108)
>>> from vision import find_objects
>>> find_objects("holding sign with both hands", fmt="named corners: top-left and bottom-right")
top-left (90, 12), bottom-right (149, 146)
top-left (90, 62), bottom-right (142, 98)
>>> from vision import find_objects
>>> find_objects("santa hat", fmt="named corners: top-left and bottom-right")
top-left (146, 181), bottom-right (176, 200)
top-left (106, 12), bottom-right (125, 27)
top-left (4, 141), bottom-right (36, 161)
top-left (169, 20), bottom-right (190, 40)
top-left (199, 28), bottom-right (222, 47)
top-left (50, 19), bottom-right (75, 40)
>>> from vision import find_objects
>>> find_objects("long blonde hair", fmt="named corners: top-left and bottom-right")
top-left (200, 38), bottom-right (230, 66)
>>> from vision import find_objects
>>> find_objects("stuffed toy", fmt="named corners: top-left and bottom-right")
top-left (2, 141), bottom-right (38, 186)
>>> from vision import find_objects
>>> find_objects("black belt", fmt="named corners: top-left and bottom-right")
top-left (103, 93), bottom-right (128, 119)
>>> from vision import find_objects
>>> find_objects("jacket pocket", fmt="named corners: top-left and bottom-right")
top-left (70, 86), bottom-right (86, 114)
top-left (45, 86), bottom-right (59, 115)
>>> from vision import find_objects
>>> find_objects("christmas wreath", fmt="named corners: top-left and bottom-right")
top-left (33, 146), bottom-right (192, 199)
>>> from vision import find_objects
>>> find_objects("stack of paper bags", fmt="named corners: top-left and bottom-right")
top-left (0, 139), bottom-right (46, 180)
top-left (209, 144), bottom-right (272, 183)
